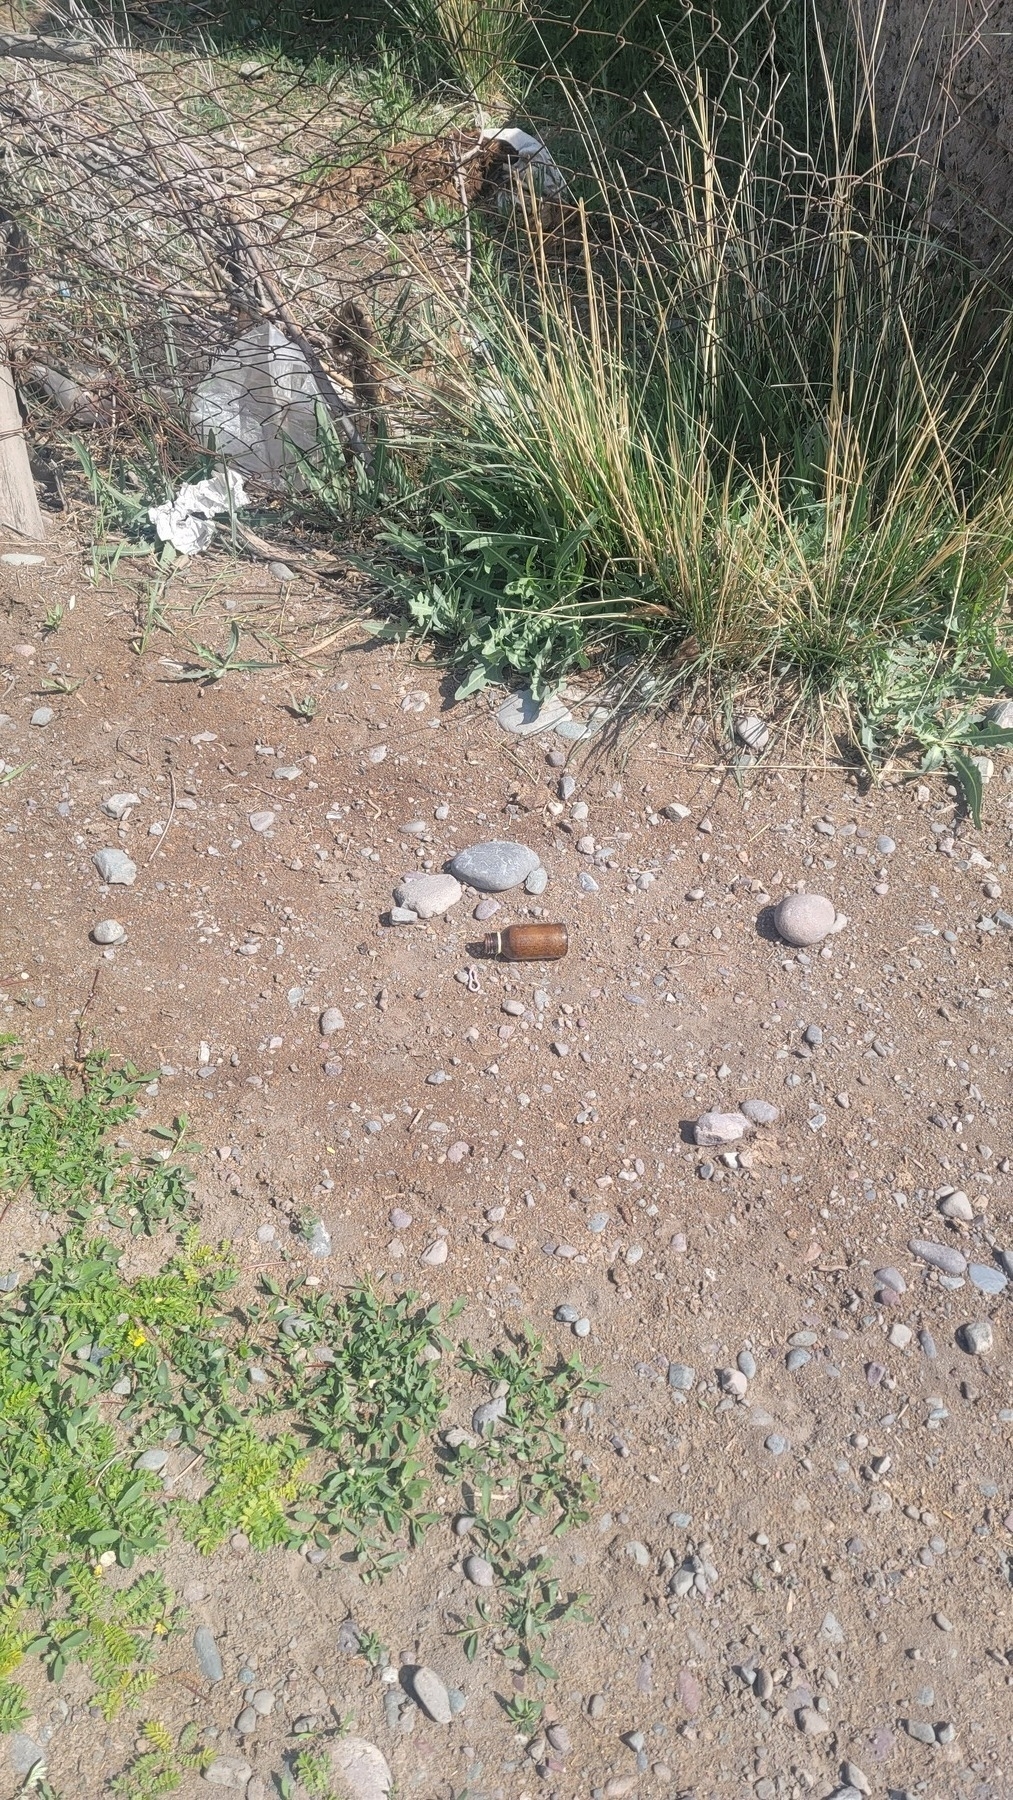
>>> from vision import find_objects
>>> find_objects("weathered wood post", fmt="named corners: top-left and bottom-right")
top-left (0, 206), bottom-right (45, 541)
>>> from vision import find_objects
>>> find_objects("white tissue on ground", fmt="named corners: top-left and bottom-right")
top-left (148, 468), bottom-right (250, 555)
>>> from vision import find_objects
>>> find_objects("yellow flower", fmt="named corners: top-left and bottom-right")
top-left (129, 1329), bottom-right (147, 1348)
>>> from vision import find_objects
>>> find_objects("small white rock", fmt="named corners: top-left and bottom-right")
top-left (103, 792), bottom-right (141, 819)
top-left (319, 1007), bottom-right (345, 1037)
top-left (249, 811), bottom-right (275, 832)
top-left (92, 919), bottom-right (126, 945)
top-left (92, 847), bottom-right (137, 886)
top-left (772, 891), bottom-right (836, 946)
top-left (393, 873), bottom-right (462, 919)
top-left (421, 1239), bottom-right (448, 1266)
top-left (30, 706), bottom-right (54, 728)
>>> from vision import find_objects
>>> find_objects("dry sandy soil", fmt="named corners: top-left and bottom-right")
top-left (1, 520), bottom-right (1013, 1800)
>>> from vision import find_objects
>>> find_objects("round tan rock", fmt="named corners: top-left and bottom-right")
top-left (772, 891), bottom-right (836, 946)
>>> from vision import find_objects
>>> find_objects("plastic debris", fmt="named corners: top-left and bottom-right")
top-left (148, 469), bottom-right (249, 555)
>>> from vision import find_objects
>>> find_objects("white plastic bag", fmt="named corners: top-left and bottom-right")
top-left (190, 322), bottom-right (323, 487)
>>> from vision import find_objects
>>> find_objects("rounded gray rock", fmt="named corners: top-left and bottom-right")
top-left (92, 919), bottom-right (126, 945)
top-left (463, 1554), bottom-right (494, 1588)
top-left (741, 1098), bottom-right (778, 1126)
top-left (772, 891), bottom-right (836, 946)
top-left (319, 1006), bottom-right (345, 1036)
top-left (30, 706), bottom-right (54, 728)
top-left (986, 699), bottom-right (1013, 729)
top-left (737, 1349), bottom-right (757, 1379)
top-left (393, 873), bottom-right (462, 918)
top-left (202, 1756), bottom-right (252, 1789)
top-left (472, 1395), bottom-right (508, 1433)
top-left (959, 1320), bottom-right (993, 1355)
top-left (969, 1262), bottom-right (1007, 1296)
top-left (668, 1362), bottom-right (695, 1391)
top-left (447, 841), bottom-right (541, 892)
top-left (910, 1238), bottom-right (967, 1276)
top-left (524, 866), bottom-right (548, 895)
top-left (410, 1666), bottom-right (452, 1725)
top-left (735, 714), bottom-right (769, 750)
top-left (876, 835), bottom-right (896, 855)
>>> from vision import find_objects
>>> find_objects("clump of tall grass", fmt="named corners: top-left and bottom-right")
top-left (372, 4), bottom-right (1013, 736)
top-left (393, 0), bottom-right (530, 113)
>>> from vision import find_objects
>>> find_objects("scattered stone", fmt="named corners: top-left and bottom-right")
top-left (668, 1362), bottom-right (695, 1392)
top-left (797, 1706), bottom-right (830, 1736)
top-left (331, 1739), bottom-right (393, 1800)
top-left (910, 1239), bottom-right (967, 1276)
top-left (588, 1693), bottom-right (606, 1720)
top-left (841, 1764), bottom-right (871, 1798)
top-left (578, 871), bottom-right (599, 893)
top-left (803, 1023), bottom-right (824, 1046)
top-left (421, 1238), bottom-right (448, 1266)
top-left (741, 1098), bottom-right (778, 1125)
top-left (903, 1720), bottom-right (937, 1746)
top-left (389, 907), bottom-right (418, 925)
top-left (986, 699), bottom-right (1013, 729)
top-left (194, 1625), bottom-right (224, 1682)
top-left (772, 891), bottom-right (836, 946)
top-left (135, 1448), bottom-right (168, 1472)
top-left (30, 706), bottom-right (54, 728)
top-left (765, 1433), bottom-right (789, 1456)
top-left (474, 898), bottom-right (500, 921)
top-left (525, 866), bottom-right (548, 895)
top-left (959, 1321), bottom-right (993, 1356)
top-left (694, 1110), bottom-right (752, 1147)
top-left (969, 1263), bottom-right (1007, 1296)
top-left (92, 919), bottom-right (126, 945)
top-left (236, 1707), bottom-right (257, 1735)
top-left (92, 847), bottom-right (137, 886)
top-left (203, 1756), bottom-right (252, 1789)
top-left (410, 1667), bottom-right (452, 1725)
top-left (103, 792), bottom-right (140, 818)
top-left (496, 690), bottom-right (571, 735)
top-left (463, 1555), bottom-right (494, 1588)
top-left (662, 802), bottom-right (692, 821)
top-left (786, 1349), bottom-right (811, 1372)
top-left (737, 1349), bottom-right (757, 1379)
top-left (447, 841), bottom-right (541, 892)
top-left (393, 873), bottom-right (462, 918)
top-left (546, 1723), bottom-right (571, 1755)
top-left (319, 1007), bottom-right (345, 1036)
top-left (251, 1689), bottom-right (275, 1715)
top-left (888, 1323), bottom-right (913, 1350)
top-left (249, 811), bottom-right (274, 832)
top-left (735, 715), bottom-right (769, 750)
top-left (874, 1266), bottom-right (906, 1296)
top-left (938, 1190), bottom-right (973, 1222)
top-left (8, 1734), bottom-right (45, 1777)
top-left (472, 1395), bottom-right (507, 1433)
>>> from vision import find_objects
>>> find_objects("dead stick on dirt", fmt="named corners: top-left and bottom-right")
top-left (142, 766), bottom-right (176, 868)
top-left (451, 147), bottom-right (473, 303)
top-left (74, 965), bottom-right (103, 1066)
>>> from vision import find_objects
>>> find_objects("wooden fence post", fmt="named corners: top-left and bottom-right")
top-left (0, 207), bottom-right (45, 542)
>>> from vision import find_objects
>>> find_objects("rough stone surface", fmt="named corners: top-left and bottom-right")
top-left (194, 1625), bottom-right (224, 1682)
top-left (203, 1757), bottom-right (252, 1788)
top-left (910, 1239), bottom-right (967, 1276)
top-left (694, 1110), bottom-right (752, 1147)
top-left (319, 1006), bottom-right (345, 1036)
top-left (447, 841), bottom-right (541, 892)
top-left (960, 1320), bottom-right (994, 1355)
top-left (393, 873), bottom-right (462, 918)
top-left (740, 1098), bottom-right (778, 1125)
top-left (92, 847), bottom-right (137, 886)
top-left (496, 690), bottom-right (571, 735)
top-left (772, 891), bottom-right (836, 945)
top-left (330, 1739), bottom-right (393, 1800)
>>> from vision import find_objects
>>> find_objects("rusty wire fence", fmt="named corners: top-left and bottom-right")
top-left (0, 1), bottom-right (804, 533)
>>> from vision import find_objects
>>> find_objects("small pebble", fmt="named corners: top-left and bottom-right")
top-left (694, 1110), bottom-right (751, 1147)
top-left (786, 1348), bottom-right (811, 1372)
top-left (765, 1433), bottom-right (789, 1456)
top-left (319, 1007), bottom-right (345, 1036)
top-left (30, 707), bottom-right (54, 728)
top-left (876, 835), bottom-right (896, 855)
top-left (909, 1238), bottom-right (967, 1276)
top-left (741, 1098), bottom-right (778, 1125)
top-left (92, 847), bottom-right (137, 886)
top-left (969, 1262), bottom-right (1007, 1296)
top-left (421, 1239), bottom-right (448, 1266)
top-left (803, 1023), bottom-right (824, 1046)
top-left (92, 919), bottom-right (126, 945)
top-left (525, 866), bottom-right (548, 895)
top-left (959, 1320), bottom-right (993, 1355)
top-left (248, 811), bottom-right (274, 832)
top-left (772, 891), bottom-right (836, 945)
top-left (463, 1554), bottom-right (494, 1588)
top-left (410, 1666), bottom-right (452, 1725)
top-left (737, 1350), bottom-right (757, 1379)
top-left (474, 898), bottom-right (500, 921)
top-left (202, 1756), bottom-right (252, 1789)
top-left (235, 1707), bottom-right (257, 1735)
top-left (668, 1362), bottom-right (695, 1392)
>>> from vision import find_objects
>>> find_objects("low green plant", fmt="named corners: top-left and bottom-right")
top-left (175, 1425), bottom-right (314, 1553)
top-left (0, 1051), bottom-right (197, 1235)
top-left (110, 1720), bottom-right (211, 1797)
top-left (281, 1746), bottom-right (337, 1799)
top-left (169, 620), bottom-right (270, 686)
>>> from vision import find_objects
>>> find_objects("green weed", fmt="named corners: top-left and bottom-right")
top-left (109, 1720), bottom-right (210, 1798)
top-left (169, 621), bottom-right (270, 686)
top-left (0, 1052), bottom-right (196, 1235)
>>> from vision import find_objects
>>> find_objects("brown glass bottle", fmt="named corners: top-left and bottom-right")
top-left (483, 923), bottom-right (569, 961)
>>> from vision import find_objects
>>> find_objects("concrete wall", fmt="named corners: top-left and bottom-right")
top-left (855, 0), bottom-right (1013, 267)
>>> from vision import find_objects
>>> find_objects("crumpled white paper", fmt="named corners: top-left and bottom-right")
top-left (148, 468), bottom-right (249, 555)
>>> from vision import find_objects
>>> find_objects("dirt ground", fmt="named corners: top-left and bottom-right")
top-left (2, 519), bottom-right (1013, 1800)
